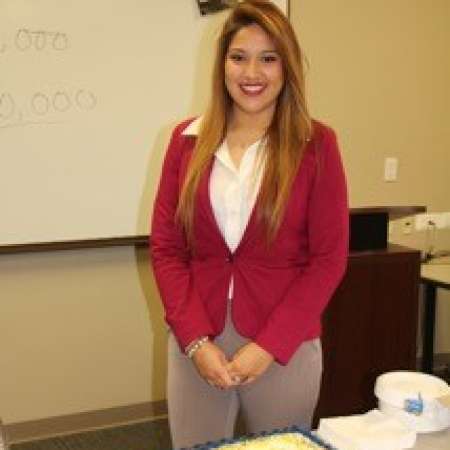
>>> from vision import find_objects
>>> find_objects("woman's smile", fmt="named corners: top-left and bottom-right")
top-left (239, 83), bottom-right (266, 96)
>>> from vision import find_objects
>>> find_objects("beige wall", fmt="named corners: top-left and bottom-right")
top-left (1, 0), bottom-right (449, 425)
top-left (0, 247), bottom-right (167, 424)
top-left (293, 0), bottom-right (450, 355)
top-left (293, 0), bottom-right (450, 209)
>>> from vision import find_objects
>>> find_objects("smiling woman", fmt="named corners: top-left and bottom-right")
top-left (150, 1), bottom-right (349, 448)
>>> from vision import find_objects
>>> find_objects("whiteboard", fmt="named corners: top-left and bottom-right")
top-left (0, 0), bottom-right (288, 246)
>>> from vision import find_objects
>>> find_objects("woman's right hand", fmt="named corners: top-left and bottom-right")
top-left (192, 341), bottom-right (236, 389)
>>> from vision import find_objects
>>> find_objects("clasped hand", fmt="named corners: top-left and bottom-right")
top-left (192, 341), bottom-right (274, 389)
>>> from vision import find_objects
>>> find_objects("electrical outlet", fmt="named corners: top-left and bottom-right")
top-left (402, 219), bottom-right (413, 235)
top-left (415, 213), bottom-right (448, 231)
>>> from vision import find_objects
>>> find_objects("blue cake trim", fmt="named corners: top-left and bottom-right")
top-left (182, 425), bottom-right (334, 450)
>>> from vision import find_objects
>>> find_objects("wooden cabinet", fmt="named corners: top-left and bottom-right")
top-left (314, 244), bottom-right (421, 422)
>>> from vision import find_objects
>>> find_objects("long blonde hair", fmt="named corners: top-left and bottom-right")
top-left (177, 0), bottom-right (312, 244)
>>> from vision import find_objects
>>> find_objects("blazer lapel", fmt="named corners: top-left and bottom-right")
top-left (196, 161), bottom-right (229, 250)
top-left (235, 196), bottom-right (261, 254)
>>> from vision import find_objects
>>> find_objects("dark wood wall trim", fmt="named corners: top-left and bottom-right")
top-left (0, 235), bottom-right (149, 255)
top-left (350, 205), bottom-right (425, 217)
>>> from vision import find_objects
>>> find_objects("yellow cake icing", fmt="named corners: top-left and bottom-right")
top-left (216, 433), bottom-right (325, 450)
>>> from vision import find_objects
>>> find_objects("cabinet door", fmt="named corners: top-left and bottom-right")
top-left (369, 255), bottom-right (419, 372)
top-left (316, 260), bottom-right (375, 419)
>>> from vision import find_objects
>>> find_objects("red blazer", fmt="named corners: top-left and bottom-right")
top-left (151, 118), bottom-right (349, 364)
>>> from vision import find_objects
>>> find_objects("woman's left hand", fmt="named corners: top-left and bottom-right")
top-left (227, 342), bottom-right (274, 385)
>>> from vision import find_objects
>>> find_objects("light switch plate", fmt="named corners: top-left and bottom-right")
top-left (384, 157), bottom-right (398, 182)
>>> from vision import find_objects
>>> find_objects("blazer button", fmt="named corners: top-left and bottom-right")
top-left (226, 254), bottom-right (233, 263)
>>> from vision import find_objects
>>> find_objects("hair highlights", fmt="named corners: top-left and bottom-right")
top-left (177, 0), bottom-right (312, 245)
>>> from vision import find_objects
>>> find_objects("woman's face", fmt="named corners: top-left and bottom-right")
top-left (225, 23), bottom-right (284, 122)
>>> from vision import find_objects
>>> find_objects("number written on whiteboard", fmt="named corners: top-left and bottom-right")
top-left (0, 29), bottom-right (69, 55)
top-left (0, 89), bottom-right (97, 129)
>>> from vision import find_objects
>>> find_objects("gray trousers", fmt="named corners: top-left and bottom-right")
top-left (167, 307), bottom-right (323, 449)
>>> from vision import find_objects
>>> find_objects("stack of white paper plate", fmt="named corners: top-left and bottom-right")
top-left (375, 371), bottom-right (450, 433)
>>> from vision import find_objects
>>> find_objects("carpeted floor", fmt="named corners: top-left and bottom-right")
top-left (10, 409), bottom-right (248, 450)
top-left (11, 418), bottom-right (172, 450)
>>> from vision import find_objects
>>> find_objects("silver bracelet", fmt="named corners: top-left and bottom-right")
top-left (185, 336), bottom-right (209, 358)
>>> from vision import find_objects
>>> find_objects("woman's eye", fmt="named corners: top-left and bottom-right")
top-left (261, 54), bottom-right (278, 63)
top-left (229, 53), bottom-right (245, 62)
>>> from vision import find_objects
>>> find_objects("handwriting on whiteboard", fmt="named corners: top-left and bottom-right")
top-left (0, 28), bottom-right (69, 54)
top-left (0, 89), bottom-right (97, 129)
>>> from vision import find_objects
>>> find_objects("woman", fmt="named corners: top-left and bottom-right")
top-left (151, 1), bottom-right (348, 448)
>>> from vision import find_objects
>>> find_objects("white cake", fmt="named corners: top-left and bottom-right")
top-left (215, 432), bottom-right (326, 450)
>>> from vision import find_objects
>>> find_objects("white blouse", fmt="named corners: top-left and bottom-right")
top-left (209, 138), bottom-right (265, 298)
